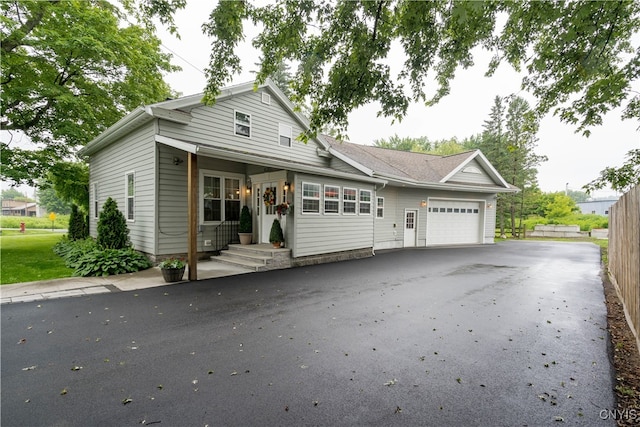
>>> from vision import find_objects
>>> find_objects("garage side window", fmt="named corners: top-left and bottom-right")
top-left (324, 185), bottom-right (340, 214)
top-left (343, 188), bottom-right (357, 214)
top-left (359, 190), bottom-right (371, 214)
top-left (376, 197), bottom-right (384, 218)
top-left (302, 182), bottom-right (320, 214)
top-left (125, 172), bottom-right (135, 221)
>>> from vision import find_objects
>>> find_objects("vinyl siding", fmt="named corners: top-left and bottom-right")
top-left (89, 122), bottom-right (156, 254)
top-left (158, 89), bottom-right (329, 168)
top-left (329, 156), bottom-right (367, 175)
top-left (373, 187), bottom-right (403, 249)
top-left (447, 159), bottom-right (496, 185)
top-left (292, 173), bottom-right (374, 257)
top-left (372, 187), bottom-right (497, 248)
top-left (157, 146), bottom-right (250, 255)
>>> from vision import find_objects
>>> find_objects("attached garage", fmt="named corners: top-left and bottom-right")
top-left (426, 199), bottom-right (483, 245)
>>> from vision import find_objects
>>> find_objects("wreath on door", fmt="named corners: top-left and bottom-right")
top-left (263, 187), bottom-right (275, 206)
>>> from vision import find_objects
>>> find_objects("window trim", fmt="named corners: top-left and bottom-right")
top-left (234, 110), bottom-right (251, 138)
top-left (324, 184), bottom-right (340, 215)
top-left (343, 187), bottom-right (357, 215)
top-left (278, 123), bottom-right (292, 147)
top-left (125, 171), bottom-right (135, 222)
top-left (359, 189), bottom-right (372, 215)
top-left (376, 196), bottom-right (384, 219)
top-left (199, 169), bottom-right (245, 224)
top-left (301, 182), bottom-right (321, 214)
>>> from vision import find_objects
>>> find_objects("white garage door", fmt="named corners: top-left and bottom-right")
top-left (427, 200), bottom-right (482, 245)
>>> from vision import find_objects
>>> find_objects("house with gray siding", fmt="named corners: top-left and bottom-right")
top-left (79, 79), bottom-right (517, 278)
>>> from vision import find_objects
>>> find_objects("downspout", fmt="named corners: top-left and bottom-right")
top-left (372, 182), bottom-right (387, 256)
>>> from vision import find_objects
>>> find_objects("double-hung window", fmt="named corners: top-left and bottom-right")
top-left (343, 188), bottom-right (357, 214)
top-left (224, 178), bottom-right (240, 220)
top-left (359, 190), bottom-right (371, 214)
top-left (93, 183), bottom-right (98, 219)
top-left (234, 111), bottom-right (251, 137)
top-left (203, 176), bottom-right (222, 221)
top-left (203, 173), bottom-right (242, 222)
top-left (324, 185), bottom-right (340, 214)
top-left (376, 197), bottom-right (384, 218)
top-left (279, 123), bottom-right (292, 147)
top-left (302, 182), bottom-right (320, 214)
top-left (126, 172), bottom-right (135, 221)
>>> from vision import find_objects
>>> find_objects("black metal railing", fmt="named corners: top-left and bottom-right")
top-left (210, 220), bottom-right (239, 254)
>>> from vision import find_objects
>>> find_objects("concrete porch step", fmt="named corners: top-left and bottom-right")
top-left (212, 243), bottom-right (293, 272)
top-left (213, 255), bottom-right (267, 272)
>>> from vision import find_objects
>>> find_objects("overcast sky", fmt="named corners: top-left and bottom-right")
top-left (155, 2), bottom-right (639, 199)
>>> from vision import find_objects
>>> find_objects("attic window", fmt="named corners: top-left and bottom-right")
top-left (261, 93), bottom-right (271, 105)
top-left (234, 111), bottom-right (251, 137)
top-left (462, 166), bottom-right (482, 174)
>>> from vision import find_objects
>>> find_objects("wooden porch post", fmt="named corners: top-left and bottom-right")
top-left (187, 152), bottom-right (198, 281)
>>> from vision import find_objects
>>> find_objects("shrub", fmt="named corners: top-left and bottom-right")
top-left (53, 236), bottom-right (99, 267)
top-left (97, 197), bottom-right (130, 249)
top-left (73, 248), bottom-right (152, 277)
top-left (53, 236), bottom-right (151, 276)
top-left (68, 204), bottom-right (88, 240)
top-left (269, 218), bottom-right (284, 243)
top-left (239, 205), bottom-right (252, 233)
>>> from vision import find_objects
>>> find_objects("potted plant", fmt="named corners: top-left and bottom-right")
top-left (238, 205), bottom-right (253, 245)
top-left (158, 257), bottom-right (185, 282)
top-left (269, 218), bottom-right (284, 248)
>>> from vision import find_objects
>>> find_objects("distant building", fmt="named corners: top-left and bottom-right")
top-left (1, 200), bottom-right (39, 217)
top-left (577, 198), bottom-right (619, 216)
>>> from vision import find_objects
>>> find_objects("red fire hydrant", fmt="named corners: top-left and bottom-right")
top-left (20, 222), bottom-right (25, 233)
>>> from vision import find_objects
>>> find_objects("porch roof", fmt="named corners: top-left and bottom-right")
top-left (155, 135), bottom-right (387, 185)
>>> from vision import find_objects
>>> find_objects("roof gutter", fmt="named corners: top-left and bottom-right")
top-left (375, 173), bottom-right (519, 194)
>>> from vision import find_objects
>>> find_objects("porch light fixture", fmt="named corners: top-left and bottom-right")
top-left (172, 156), bottom-right (183, 166)
top-left (420, 200), bottom-right (427, 207)
top-left (284, 182), bottom-right (290, 191)
top-left (245, 187), bottom-right (251, 195)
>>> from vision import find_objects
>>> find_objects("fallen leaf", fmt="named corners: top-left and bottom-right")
top-left (456, 378), bottom-right (462, 384)
top-left (230, 371), bottom-right (238, 376)
top-left (395, 406), bottom-right (402, 414)
top-left (60, 389), bottom-right (67, 395)
top-left (122, 398), bottom-right (132, 405)
top-left (384, 379), bottom-right (397, 386)
top-left (71, 366), bottom-right (82, 371)
top-left (18, 338), bottom-right (26, 344)
top-left (22, 366), bottom-right (37, 371)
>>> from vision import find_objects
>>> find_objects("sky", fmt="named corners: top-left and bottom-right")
top-left (3, 1), bottom-right (638, 199)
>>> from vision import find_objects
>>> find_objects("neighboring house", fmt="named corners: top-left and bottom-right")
top-left (78, 79), bottom-right (517, 274)
top-left (577, 198), bottom-right (618, 216)
top-left (1, 200), bottom-right (38, 217)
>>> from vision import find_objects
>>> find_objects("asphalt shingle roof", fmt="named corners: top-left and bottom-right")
top-left (324, 136), bottom-right (478, 183)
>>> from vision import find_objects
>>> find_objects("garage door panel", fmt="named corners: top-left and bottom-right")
top-left (427, 200), bottom-right (482, 245)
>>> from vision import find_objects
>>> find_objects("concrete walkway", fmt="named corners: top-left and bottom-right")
top-left (0, 260), bottom-right (253, 304)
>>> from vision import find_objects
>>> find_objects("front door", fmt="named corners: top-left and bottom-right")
top-left (404, 209), bottom-right (417, 247)
top-left (261, 182), bottom-right (278, 243)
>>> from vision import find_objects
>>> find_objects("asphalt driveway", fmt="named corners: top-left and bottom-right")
top-left (1, 241), bottom-right (615, 426)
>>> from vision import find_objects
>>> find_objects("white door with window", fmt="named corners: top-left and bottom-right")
top-left (404, 209), bottom-right (417, 247)
top-left (260, 182), bottom-right (278, 243)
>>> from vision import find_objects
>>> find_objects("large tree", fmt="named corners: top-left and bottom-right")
top-left (480, 96), bottom-right (547, 237)
top-left (203, 0), bottom-right (639, 141)
top-left (1, 0), bottom-right (180, 186)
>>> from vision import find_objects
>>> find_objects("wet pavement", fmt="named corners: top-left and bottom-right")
top-left (1, 241), bottom-right (615, 426)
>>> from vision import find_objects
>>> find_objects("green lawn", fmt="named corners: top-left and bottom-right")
top-left (0, 231), bottom-right (74, 285)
